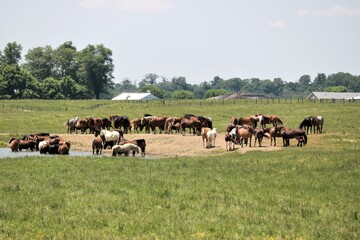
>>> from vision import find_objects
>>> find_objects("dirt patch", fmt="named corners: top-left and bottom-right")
top-left (57, 133), bottom-right (281, 157)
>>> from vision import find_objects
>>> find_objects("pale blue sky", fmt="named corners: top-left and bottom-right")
top-left (1, 0), bottom-right (359, 84)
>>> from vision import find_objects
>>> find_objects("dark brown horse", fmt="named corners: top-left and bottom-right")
top-left (279, 127), bottom-right (307, 147)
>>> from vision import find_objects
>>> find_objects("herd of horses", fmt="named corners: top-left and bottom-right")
top-left (7, 113), bottom-right (324, 156)
top-left (225, 114), bottom-right (324, 151)
top-left (8, 133), bottom-right (71, 155)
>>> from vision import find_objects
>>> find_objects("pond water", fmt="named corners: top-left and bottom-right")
top-left (0, 148), bottom-right (109, 158)
top-left (0, 148), bottom-right (157, 159)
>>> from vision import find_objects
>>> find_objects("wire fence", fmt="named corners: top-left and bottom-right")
top-left (1, 98), bottom-right (359, 111)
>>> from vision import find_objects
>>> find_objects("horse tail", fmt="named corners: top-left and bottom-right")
top-left (64, 119), bottom-right (69, 126)
top-left (276, 118), bottom-right (283, 126)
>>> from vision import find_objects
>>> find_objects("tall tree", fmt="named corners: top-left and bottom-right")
top-left (53, 41), bottom-right (79, 81)
top-left (1, 42), bottom-right (22, 65)
top-left (23, 46), bottom-right (54, 81)
top-left (78, 44), bottom-right (114, 99)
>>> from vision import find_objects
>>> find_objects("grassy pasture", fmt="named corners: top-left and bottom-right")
top-left (0, 99), bottom-right (359, 239)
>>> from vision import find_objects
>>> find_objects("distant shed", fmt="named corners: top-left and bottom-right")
top-left (111, 93), bottom-right (159, 101)
top-left (307, 92), bottom-right (360, 100)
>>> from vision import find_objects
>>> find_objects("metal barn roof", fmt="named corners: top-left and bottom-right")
top-left (307, 92), bottom-right (360, 100)
top-left (111, 92), bottom-right (159, 100)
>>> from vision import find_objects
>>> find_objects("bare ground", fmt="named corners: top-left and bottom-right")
top-left (58, 132), bottom-right (282, 157)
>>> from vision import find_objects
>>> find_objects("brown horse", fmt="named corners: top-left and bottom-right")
top-left (238, 116), bottom-right (257, 128)
top-left (256, 114), bottom-right (283, 128)
top-left (279, 127), bottom-right (307, 147)
top-left (181, 116), bottom-right (202, 136)
top-left (254, 128), bottom-right (270, 147)
top-left (235, 125), bottom-right (255, 147)
top-left (164, 117), bottom-right (182, 134)
top-left (263, 126), bottom-right (283, 146)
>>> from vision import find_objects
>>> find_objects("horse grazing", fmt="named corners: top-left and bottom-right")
top-left (94, 129), bottom-right (123, 145)
top-left (279, 127), bottom-right (307, 147)
top-left (18, 140), bottom-right (37, 151)
top-left (119, 139), bottom-right (146, 156)
top-left (263, 126), bottom-right (283, 146)
top-left (58, 141), bottom-right (71, 155)
top-left (8, 138), bottom-right (20, 152)
top-left (299, 117), bottom-right (312, 134)
top-left (311, 116), bottom-right (324, 134)
top-left (112, 143), bottom-right (139, 157)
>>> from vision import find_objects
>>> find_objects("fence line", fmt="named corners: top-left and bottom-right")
top-left (1, 98), bottom-right (359, 112)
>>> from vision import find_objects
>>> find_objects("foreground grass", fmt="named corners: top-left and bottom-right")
top-left (0, 99), bottom-right (359, 239)
top-left (0, 148), bottom-right (359, 239)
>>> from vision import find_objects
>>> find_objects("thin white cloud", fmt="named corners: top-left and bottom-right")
top-left (268, 20), bottom-right (286, 28)
top-left (114, 0), bottom-right (172, 12)
top-left (298, 5), bottom-right (360, 17)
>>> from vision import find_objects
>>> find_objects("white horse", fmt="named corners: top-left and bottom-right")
top-left (206, 128), bottom-right (217, 148)
top-left (95, 129), bottom-right (123, 144)
top-left (112, 143), bottom-right (139, 156)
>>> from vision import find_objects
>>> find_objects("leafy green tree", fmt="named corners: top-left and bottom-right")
top-left (78, 44), bottom-right (114, 99)
top-left (23, 46), bottom-right (54, 81)
top-left (116, 79), bottom-right (138, 93)
top-left (224, 78), bottom-right (244, 92)
top-left (313, 73), bottom-right (327, 91)
top-left (140, 85), bottom-right (165, 99)
top-left (171, 90), bottom-right (194, 99)
top-left (53, 41), bottom-right (79, 81)
top-left (1, 42), bottom-right (22, 65)
top-left (39, 77), bottom-right (64, 99)
top-left (59, 76), bottom-right (87, 99)
top-left (0, 64), bottom-right (39, 99)
top-left (325, 86), bottom-right (347, 92)
top-left (204, 89), bottom-right (230, 99)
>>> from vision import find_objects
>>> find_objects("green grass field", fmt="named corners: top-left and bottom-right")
top-left (0, 99), bottom-right (359, 239)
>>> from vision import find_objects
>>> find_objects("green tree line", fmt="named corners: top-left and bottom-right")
top-left (1, 41), bottom-right (359, 100)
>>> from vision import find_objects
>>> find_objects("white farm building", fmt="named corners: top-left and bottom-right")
top-left (111, 92), bottom-right (159, 101)
top-left (307, 92), bottom-right (360, 100)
